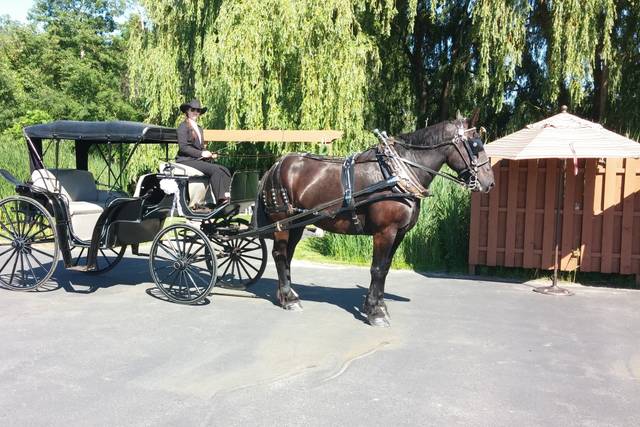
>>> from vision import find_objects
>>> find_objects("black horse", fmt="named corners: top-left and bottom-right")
top-left (255, 116), bottom-right (495, 326)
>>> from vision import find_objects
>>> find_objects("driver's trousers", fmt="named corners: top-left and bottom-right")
top-left (177, 159), bottom-right (232, 202)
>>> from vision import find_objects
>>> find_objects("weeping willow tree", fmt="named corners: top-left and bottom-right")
top-left (128, 0), bottom-right (411, 161)
top-left (125, 1), bottom-right (637, 166)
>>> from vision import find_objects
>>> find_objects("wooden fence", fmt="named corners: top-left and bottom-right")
top-left (468, 158), bottom-right (640, 283)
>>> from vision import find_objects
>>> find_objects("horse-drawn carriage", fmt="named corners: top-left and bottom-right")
top-left (0, 120), bottom-right (270, 303)
top-left (0, 117), bottom-right (494, 326)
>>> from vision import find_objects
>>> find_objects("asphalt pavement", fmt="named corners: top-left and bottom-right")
top-left (1, 251), bottom-right (639, 426)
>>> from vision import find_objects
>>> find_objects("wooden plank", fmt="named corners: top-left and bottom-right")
top-left (560, 161), bottom-right (576, 270)
top-left (620, 158), bottom-right (638, 274)
top-left (468, 192), bottom-right (482, 267)
top-left (541, 159), bottom-right (558, 269)
top-left (522, 159), bottom-right (538, 268)
top-left (504, 160), bottom-right (519, 266)
top-left (580, 159), bottom-right (597, 271)
top-left (600, 158), bottom-right (618, 273)
top-left (486, 163), bottom-right (501, 266)
top-left (522, 159), bottom-right (539, 268)
top-left (203, 129), bottom-right (342, 143)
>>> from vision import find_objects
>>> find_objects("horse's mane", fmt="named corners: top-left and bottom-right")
top-left (397, 120), bottom-right (458, 147)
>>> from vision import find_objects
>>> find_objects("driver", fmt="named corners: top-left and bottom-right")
top-left (175, 98), bottom-right (231, 206)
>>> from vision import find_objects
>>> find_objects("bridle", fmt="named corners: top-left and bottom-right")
top-left (377, 126), bottom-right (489, 191)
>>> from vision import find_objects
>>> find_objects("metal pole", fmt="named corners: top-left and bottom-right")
top-left (534, 158), bottom-right (573, 296)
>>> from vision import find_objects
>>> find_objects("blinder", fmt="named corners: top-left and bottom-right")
top-left (451, 128), bottom-right (489, 191)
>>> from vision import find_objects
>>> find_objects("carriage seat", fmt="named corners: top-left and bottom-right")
top-left (158, 162), bottom-right (214, 208)
top-left (31, 169), bottom-right (126, 240)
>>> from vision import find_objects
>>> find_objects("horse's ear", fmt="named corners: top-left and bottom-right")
top-left (470, 107), bottom-right (480, 127)
top-left (456, 110), bottom-right (463, 121)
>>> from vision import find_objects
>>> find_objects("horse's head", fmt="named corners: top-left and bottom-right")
top-left (440, 114), bottom-right (495, 193)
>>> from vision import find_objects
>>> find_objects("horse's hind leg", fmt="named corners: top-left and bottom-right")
top-left (364, 227), bottom-right (406, 327)
top-left (273, 228), bottom-right (303, 311)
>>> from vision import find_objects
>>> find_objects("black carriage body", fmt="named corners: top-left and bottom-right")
top-left (13, 121), bottom-right (182, 270)
top-left (1, 119), bottom-right (271, 295)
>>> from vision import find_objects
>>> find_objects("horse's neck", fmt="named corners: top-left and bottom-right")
top-left (396, 144), bottom-right (447, 188)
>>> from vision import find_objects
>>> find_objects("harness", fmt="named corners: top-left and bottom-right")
top-left (341, 154), bottom-right (363, 232)
top-left (375, 128), bottom-right (489, 193)
top-left (257, 126), bottom-right (488, 235)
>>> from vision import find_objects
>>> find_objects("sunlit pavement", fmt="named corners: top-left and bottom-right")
top-left (1, 250), bottom-right (639, 426)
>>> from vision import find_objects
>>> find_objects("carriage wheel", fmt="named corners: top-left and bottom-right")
top-left (149, 223), bottom-right (216, 304)
top-left (69, 245), bottom-right (126, 274)
top-left (209, 218), bottom-right (267, 289)
top-left (0, 196), bottom-right (59, 290)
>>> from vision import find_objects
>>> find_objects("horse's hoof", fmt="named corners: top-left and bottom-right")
top-left (367, 315), bottom-right (390, 328)
top-left (283, 301), bottom-right (303, 311)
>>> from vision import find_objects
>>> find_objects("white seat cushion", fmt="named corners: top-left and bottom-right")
top-left (158, 163), bottom-right (213, 207)
top-left (31, 169), bottom-right (99, 201)
top-left (68, 201), bottom-right (105, 215)
top-left (159, 162), bottom-right (204, 177)
top-left (31, 169), bottom-right (122, 241)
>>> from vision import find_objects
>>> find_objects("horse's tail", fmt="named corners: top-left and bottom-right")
top-left (252, 159), bottom-right (280, 229)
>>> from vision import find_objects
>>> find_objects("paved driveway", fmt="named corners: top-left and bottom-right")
top-left (1, 253), bottom-right (639, 426)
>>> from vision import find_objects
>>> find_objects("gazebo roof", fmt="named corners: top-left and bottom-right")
top-left (485, 109), bottom-right (640, 160)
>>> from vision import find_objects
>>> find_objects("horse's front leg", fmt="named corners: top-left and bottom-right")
top-left (364, 227), bottom-right (406, 327)
top-left (272, 229), bottom-right (302, 311)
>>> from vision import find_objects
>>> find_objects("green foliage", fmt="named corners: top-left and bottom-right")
top-left (0, 1), bottom-right (141, 133)
top-left (4, 110), bottom-right (53, 139)
top-left (128, 0), bottom-right (413, 158)
top-left (0, 134), bottom-right (32, 199)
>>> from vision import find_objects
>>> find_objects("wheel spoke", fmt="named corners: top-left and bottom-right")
top-left (185, 243), bottom-right (206, 261)
top-left (0, 249), bottom-right (17, 273)
top-left (19, 250), bottom-right (26, 285)
top-left (184, 265), bottom-right (211, 285)
top-left (22, 215), bottom-right (40, 241)
top-left (239, 254), bottom-right (264, 261)
top-left (220, 256), bottom-right (233, 278)
top-left (74, 247), bottom-right (86, 265)
top-left (26, 226), bottom-right (53, 241)
top-left (152, 254), bottom-right (174, 262)
top-left (217, 256), bottom-right (231, 269)
top-left (0, 203), bottom-right (18, 236)
top-left (166, 234), bottom-right (181, 258)
top-left (98, 249), bottom-right (111, 269)
top-left (26, 251), bottom-right (47, 272)
top-left (183, 270), bottom-right (202, 294)
top-left (237, 238), bottom-right (259, 251)
top-left (9, 252), bottom-right (20, 286)
top-left (30, 246), bottom-right (55, 259)
top-left (0, 220), bottom-right (14, 239)
top-left (24, 253), bottom-right (39, 286)
top-left (157, 241), bottom-right (179, 260)
top-left (237, 256), bottom-right (260, 273)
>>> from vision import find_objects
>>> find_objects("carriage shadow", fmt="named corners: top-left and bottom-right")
top-left (11, 258), bottom-right (411, 318)
top-left (50, 257), bottom-right (155, 294)
top-left (245, 278), bottom-right (410, 322)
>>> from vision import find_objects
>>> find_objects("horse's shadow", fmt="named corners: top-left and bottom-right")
top-left (245, 278), bottom-right (410, 322)
top-left (8, 258), bottom-right (411, 320)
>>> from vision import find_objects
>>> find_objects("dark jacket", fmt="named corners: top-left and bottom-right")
top-left (176, 121), bottom-right (205, 161)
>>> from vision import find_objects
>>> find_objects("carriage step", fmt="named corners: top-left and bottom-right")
top-left (66, 265), bottom-right (92, 272)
